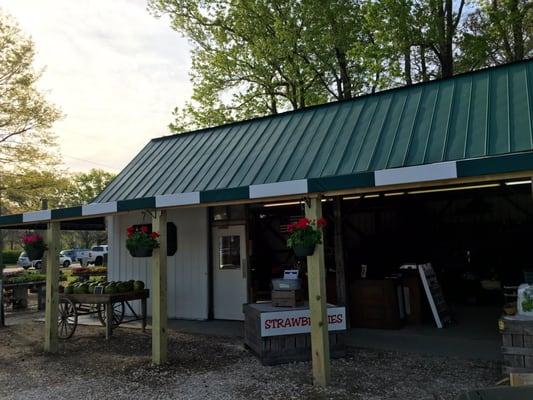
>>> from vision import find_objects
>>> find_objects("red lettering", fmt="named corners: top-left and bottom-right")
top-left (265, 320), bottom-right (271, 330)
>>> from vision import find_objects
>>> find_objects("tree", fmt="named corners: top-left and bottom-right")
top-left (149, 0), bottom-right (389, 133)
top-left (65, 168), bottom-right (116, 206)
top-left (0, 10), bottom-right (61, 167)
top-left (462, 0), bottom-right (533, 67)
top-left (62, 169), bottom-right (116, 250)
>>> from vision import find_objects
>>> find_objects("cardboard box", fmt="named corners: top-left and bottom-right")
top-left (271, 290), bottom-right (303, 307)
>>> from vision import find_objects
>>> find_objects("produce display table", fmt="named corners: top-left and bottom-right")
top-left (244, 302), bottom-right (347, 365)
top-left (2, 281), bottom-right (46, 310)
top-left (59, 289), bottom-right (149, 340)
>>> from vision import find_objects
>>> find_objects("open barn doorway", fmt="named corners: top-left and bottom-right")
top-left (341, 180), bottom-right (532, 358)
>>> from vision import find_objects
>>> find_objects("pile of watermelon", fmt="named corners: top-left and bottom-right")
top-left (63, 280), bottom-right (144, 295)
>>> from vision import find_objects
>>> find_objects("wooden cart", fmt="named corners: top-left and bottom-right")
top-left (58, 289), bottom-right (149, 340)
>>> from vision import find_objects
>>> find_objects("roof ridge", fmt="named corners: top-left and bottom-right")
top-left (151, 57), bottom-right (533, 143)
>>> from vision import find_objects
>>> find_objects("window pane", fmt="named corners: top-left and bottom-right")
top-left (219, 235), bottom-right (240, 269)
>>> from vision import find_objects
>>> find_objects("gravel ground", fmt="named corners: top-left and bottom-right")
top-left (0, 322), bottom-right (501, 400)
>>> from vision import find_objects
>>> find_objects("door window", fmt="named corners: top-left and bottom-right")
top-left (219, 235), bottom-right (241, 269)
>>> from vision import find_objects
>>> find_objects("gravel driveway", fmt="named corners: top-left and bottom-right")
top-left (0, 321), bottom-right (500, 400)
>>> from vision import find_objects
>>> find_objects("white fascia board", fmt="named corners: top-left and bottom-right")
top-left (249, 179), bottom-right (308, 199)
top-left (23, 210), bottom-right (52, 223)
top-left (374, 162), bottom-right (458, 186)
top-left (82, 202), bottom-right (118, 216)
top-left (156, 192), bottom-right (200, 208)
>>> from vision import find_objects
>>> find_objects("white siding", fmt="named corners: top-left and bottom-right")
top-left (107, 208), bottom-right (209, 320)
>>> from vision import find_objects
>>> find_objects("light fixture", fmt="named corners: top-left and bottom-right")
top-left (263, 201), bottom-right (302, 208)
top-left (342, 195), bottom-right (361, 200)
top-left (384, 192), bottom-right (405, 197)
top-left (504, 180), bottom-right (531, 186)
top-left (408, 183), bottom-right (500, 195)
top-left (364, 194), bottom-right (380, 198)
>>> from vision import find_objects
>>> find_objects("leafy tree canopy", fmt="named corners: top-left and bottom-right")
top-left (150, 0), bottom-right (532, 133)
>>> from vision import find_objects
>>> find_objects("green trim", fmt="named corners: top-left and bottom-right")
top-left (308, 172), bottom-right (375, 192)
top-left (200, 186), bottom-right (250, 203)
top-left (0, 214), bottom-right (23, 226)
top-left (117, 197), bottom-right (156, 212)
top-left (51, 206), bottom-right (82, 220)
top-left (457, 152), bottom-right (533, 177)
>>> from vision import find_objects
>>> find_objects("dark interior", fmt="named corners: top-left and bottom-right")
top-left (248, 182), bottom-right (533, 327)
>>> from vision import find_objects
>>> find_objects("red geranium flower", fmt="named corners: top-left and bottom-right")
top-left (141, 226), bottom-right (149, 234)
top-left (150, 232), bottom-right (159, 239)
top-left (295, 218), bottom-right (309, 229)
top-left (317, 217), bottom-right (327, 227)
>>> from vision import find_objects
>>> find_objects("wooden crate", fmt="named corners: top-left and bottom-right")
top-left (350, 279), bottom-right (402, 329)
top-left (271, 290), bottom-right (303, 307)
top-left (244, 303), bottom-right (346, 365)
top-left (500, 316), bottom-right (533, 373)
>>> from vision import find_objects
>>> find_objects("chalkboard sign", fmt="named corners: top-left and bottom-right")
top-left (418, 263), bottom-right (451, 328)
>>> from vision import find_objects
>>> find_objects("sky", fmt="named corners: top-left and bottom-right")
top-left (0, 0), bottom-right (192, 173)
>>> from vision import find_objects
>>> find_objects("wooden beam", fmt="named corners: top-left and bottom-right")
top-left (333, 197), bottom-right (348, 313)
top-left (152, 210), bottom-right (168, 364)
top-left (305, 196), bottom-right (331, 386)
top-left (44, 221), bottom-right (60, 353)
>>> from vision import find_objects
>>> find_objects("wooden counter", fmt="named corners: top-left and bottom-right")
top-left (244, 302), bottom-right (346, 365)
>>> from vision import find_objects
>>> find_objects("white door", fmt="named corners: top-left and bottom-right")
top-left (213, 225), bottom-right (248, 320)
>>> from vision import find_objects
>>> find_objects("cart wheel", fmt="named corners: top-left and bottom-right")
top-left (97, 301), bottom-right (125, 328)
top-left (58, 298), bottom-right (77, 339)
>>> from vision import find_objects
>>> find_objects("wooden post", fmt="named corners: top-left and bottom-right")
top-left (333, 197), bottom-right (348, 313)
top-left (305, 196), bottom-right (331, 386)
top-left (44, 221), bottom-right (60, 353)
top-left (152, 210), bottom-right (168, 365)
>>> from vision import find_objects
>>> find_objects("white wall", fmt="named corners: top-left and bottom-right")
top-left (107, 207), bottom-right (209, 320)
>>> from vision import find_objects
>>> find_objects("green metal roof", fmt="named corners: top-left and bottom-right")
top-left (92, 59), bottom-right (531, 202)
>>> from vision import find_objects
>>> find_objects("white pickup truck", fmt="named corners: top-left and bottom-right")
top-left (78, 245), bottom-right (108, 266)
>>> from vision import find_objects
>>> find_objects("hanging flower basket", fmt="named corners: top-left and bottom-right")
top-left (21, 233), bottom-right (47, 261)
top-left (286, 217), bottom-right (327, 257)
top-left (126, 225), bottom-right (160, 258)
top-left (129, 246), bottom-right (154, 258)
top-left (293, 244), bottom-right (316, 257)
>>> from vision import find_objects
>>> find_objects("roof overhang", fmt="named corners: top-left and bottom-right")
top-left (1, 151), bottom-right (532, 229)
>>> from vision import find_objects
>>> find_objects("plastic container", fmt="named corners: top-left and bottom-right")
top-left (272, 279), bottom-right (301, 291)
top-left (517, 284), bottom-right (533, 316)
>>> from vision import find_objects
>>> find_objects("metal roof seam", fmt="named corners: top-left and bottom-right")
top-left (421, 84), bottom-right (441, 164)
top-left (365, 94), bottom-right (396, 171)
top-left (176, 125), bottom-right (231, 192)
top-left (297, 102), bottom-right (346, 179)
top-left (194, 121), bottom-right (254, 191)
top-left (206, 120), bottom-right (264, 190)
top-left (158, 128), bottom-right (213, 195)
top-left (463, 77), bottom-right (474, 159)
top-left (441, 78), bottom-right (457, 161)
top-left (484, 70), bottom-right (491, 155)
top-left (125, 139), bottom-right (178, 199)
top-left (525, 64), bottom-right (533, 148)
top-left (332, 99), bottom-right (379, 175)
top-left (348, 96), bottom-right (382, 173)
top-left (268, 107), bottom-right (318, 183)
top-left (319, 101), bottom-right (364, 177)
top-left (234, 115), bottom-right (290, 187)
top-left (506, 67), bottom-right (511, 153)
top-left (382, 91), bottom-right (409, 169)
top-left (397, 87), bottom-right (424, 168)
top-left (218, 116), bottom-right (278, 189)
top-left (141, 133), bottom-right (196, 197)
